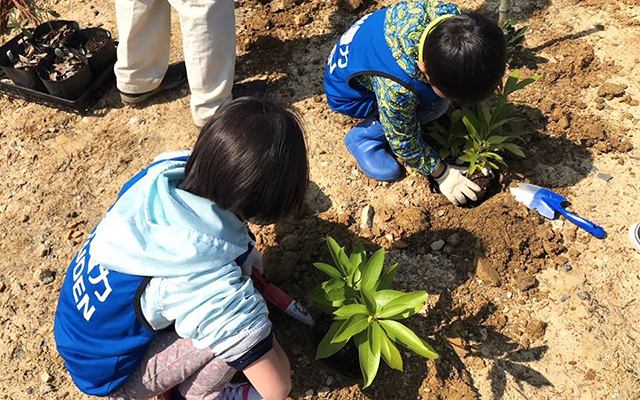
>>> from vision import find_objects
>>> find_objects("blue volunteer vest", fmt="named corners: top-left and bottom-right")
top-left (54, 157), bottom-right (257, 396)
top-left (323, 8), bottom-right (439, 118)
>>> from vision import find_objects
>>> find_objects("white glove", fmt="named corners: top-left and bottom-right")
top-left (240, 247), bottom-right (264, 276)
top-left (434, 164), bottom-right (482, 206)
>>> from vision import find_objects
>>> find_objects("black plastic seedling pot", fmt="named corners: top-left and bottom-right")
top-left (0, 42), bottom-right (49, 92)
top-left (37, 53), bottom-right (94, 100)
top-left (68, 28), bottom-right (116, 76)
top-left (33, 20), bottom-right (80, 47)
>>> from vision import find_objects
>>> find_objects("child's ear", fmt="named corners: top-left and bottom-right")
top-left (417, 61), bottom-right (428, 75)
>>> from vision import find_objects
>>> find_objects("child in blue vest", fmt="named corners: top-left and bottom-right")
top-left (54, 97), bottom-right (309, 400)
top-left (324, 1), bottom-right (506, 206)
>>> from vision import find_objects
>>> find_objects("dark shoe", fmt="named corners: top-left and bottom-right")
top-left (232, 79), bottom-right (268, 100)
top-left (344, 118), bottom-right (401, 181)
top-left (120, 62), bottom-right (188, 105)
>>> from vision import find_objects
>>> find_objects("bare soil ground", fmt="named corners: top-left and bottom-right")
top-left (1, 0), bottom-right (639, 399)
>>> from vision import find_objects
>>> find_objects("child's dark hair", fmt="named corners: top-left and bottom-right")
top-left (423, 11), bottom-right (506, 104)
top-left (181, 97), bottom-right (309, 224)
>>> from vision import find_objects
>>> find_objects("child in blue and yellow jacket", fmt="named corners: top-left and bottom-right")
top-left (324, 1), bottom-right (506, 206)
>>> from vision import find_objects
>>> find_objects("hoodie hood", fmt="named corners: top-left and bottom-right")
top-left (90, 151), bottom-right (250, 277)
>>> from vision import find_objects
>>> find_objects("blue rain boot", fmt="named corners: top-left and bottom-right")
top-left (344, 118), bottom-right (401, 181)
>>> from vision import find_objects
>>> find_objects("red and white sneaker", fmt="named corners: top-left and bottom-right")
top-left (218, 383), bottom-right (263, 400)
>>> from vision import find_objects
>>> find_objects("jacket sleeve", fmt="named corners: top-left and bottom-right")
top-left (364, 75), bottom-right (442, 175)
top-left (140, 262), bottom-right (272, 366)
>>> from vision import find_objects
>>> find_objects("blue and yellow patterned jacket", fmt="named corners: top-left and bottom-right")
top-left (356, 1), bottom-right (460, 175)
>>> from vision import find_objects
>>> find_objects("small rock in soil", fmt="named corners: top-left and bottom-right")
top-left (22, 214), bottom-right (30, 222)
top-left (93, 9), bottom-right (100, 16)
top-left (39, 384), bottom-right (54, 394)
top-left (475, 256), bottom-right (500, 286)
top-left (295, 13), bottom-right (311, 26)
top-left (360, 205), bottom-right (374, 230)
top-left (597, 82), bottom-right (627, 100)
top-left (304, 389), bottom-right (314, 397)
top-left (0, 281), bottom-right (6, 292)
top-left (392, 240), bottom-right (408, 250)
top-left (40, 372), bottom-right (52, 383)
top-left (25, 387), bottom-right (33, 395)
top-left (525, 319), bottom-right (546, 340)
top-left (560, 294), bottom-right (570, 302)
top-left (446, 233), bottom-right (462, 247)
top-left (517, 274), bottom-right (536, 292)
top-left (577, 292), bottom-right (588, 301)
top-left (34, 268), bottom-right (55, 285)
top-left (430, 240), bottom-right (445, 251)
top-left (597, 172), bottom-right (613, 182)
top-left (317, 386), bottom-right (330, 396)
top-left (564, 263), bottom-right (573, 272)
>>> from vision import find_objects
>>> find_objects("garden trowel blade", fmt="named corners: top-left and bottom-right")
top-left (509, 183), bottom-right (557, 220)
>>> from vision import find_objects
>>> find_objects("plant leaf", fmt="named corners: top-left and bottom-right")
top-left (373, 290), bottom-right (404, 308)
top-left (478, 101), bottom-right (492, 130)
top-left (338, 248), bottom-right (354, 277)
top-left (379, 320), bottom-right (439, 359)
top-left (316, 320), bottom-right (349, 359)
top-left (357, 327), bottom-right (381, 388)
top-left (313, 262), bottom-right (342, 279)
top-left (360, 248), bottom-right (385, 291)
top-left (376, 263), bottom-right (398, 290)
top-left (332, 314), bottom-right (369, 343)
top-left (461, 108), bottom-right (481, 139)
top-left (502, 143), bottom-right (526, 157)
top-left (326, 236), bottom-right (345, 276)
top-left (378, 291), bottom-right (428, 319)
top-left (349, 244), bottom-right (366, 269)
top-left (379, 327), bottom-right (403, 371)
top-left (362, 287), bottom-right (378, 315)
top-left (334, 304), bottom-right (369, 320)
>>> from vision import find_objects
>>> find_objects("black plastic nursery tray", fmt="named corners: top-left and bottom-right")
top-left (0, 29), bottom-right (116, 115)
top-left (0, 59), bottom-right (115, 115)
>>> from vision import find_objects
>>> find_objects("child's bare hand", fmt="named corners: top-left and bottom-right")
top-left (240, 247), bottom-right (264, 276)
top-left (435, 164), bottom-right (481, 206)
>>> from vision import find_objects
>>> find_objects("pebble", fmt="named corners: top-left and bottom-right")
top-left (597, 172), bottom-right (613, 182)
top-left (0, 281), bottom-right (6, 292)
top-left (517, 274), bottom-right (536, 292)
top-left (475, 256), bottom-right (500, 287)
top-left (40, 372), bottom-right (52, 383)
top-left (317, 386), bottom-right (330, 396)
top-left (564, 263), bottom-right (573, 272)
top-left (560, 294), bottom-right (570, 302)
top-left (93, 9), bottom-right (100, 16)
top-left (34, 268), bottom-right (55, 285)
top-left (25, 387), bottom-right (33, 395)
top-left (430, 239), bottom-right (445, 251)
top-left (577, 292), bottom-right (588, 301)
top-left (446, 233), bottom-right (462, 247)
top-left (39, 384), bottom-right (54, 394)
top-left (304, 389), bottom-right (314, 397)
top-left (360, 205), bottom-right (374, 230)
top-left (295, 13), bottom-right (311, 26)
top-left (22, 214), bottom-right (30, 222)
top-left (392, 240), bottom-right (408, 250)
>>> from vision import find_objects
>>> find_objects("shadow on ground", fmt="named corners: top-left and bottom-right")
top-left (258, 182), bottom-right (553, 399)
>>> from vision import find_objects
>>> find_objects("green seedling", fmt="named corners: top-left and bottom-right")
top-left (309, 237), bottom-right (438, 388)
top-left (502, 19), bottom-right (528, 67)
top-left (428, 69), bottom-right (540, 175)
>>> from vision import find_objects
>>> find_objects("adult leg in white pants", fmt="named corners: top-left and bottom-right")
top-left (114, 0), bottom-right (236, 127)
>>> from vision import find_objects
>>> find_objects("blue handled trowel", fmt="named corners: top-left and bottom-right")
top-left (510, 183), bottom-right (606, 239)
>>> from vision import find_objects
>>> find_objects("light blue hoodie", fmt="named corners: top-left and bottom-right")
top-left (90, 151), bottom-right (271, 362)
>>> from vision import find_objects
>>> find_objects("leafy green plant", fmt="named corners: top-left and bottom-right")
top-left (6, 5), bottom-right (58, 39)
top-left (502, 19), bottom-right (528, 67)
top-left (429, 70), bottom-right (540, 175)
top-left (309, 237), bottom-right (438, 388)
